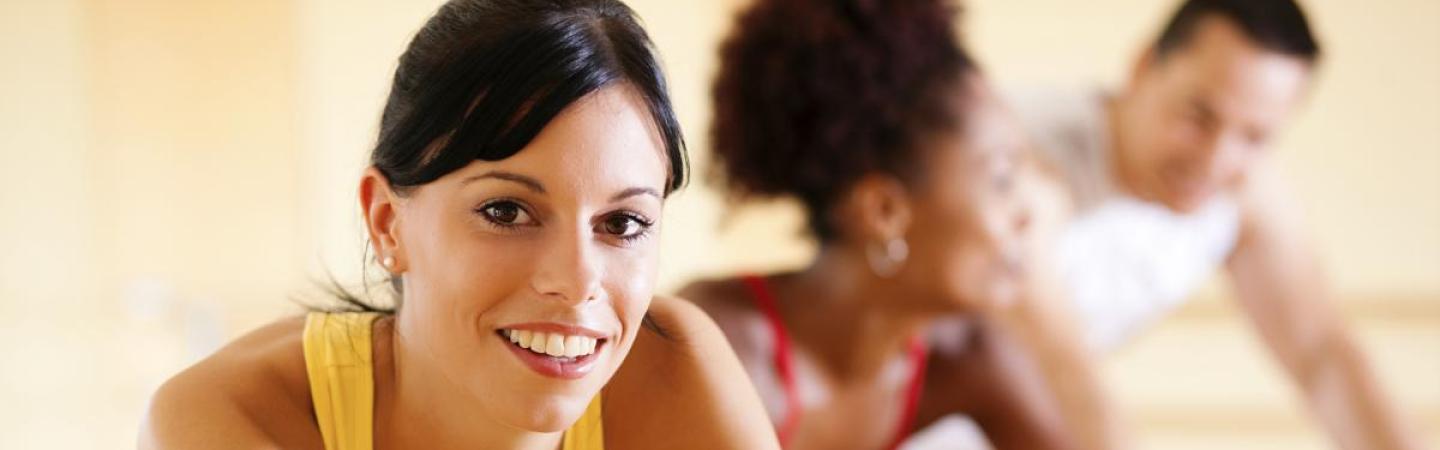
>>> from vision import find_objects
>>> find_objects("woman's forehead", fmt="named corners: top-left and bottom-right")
top-left (439, 87), bottom-right (669, 198)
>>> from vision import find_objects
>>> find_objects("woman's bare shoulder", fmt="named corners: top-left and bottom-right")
top-left (603, 296), bottom-right (781, 450)
top-left (675, 277), bottom-right (772, 356)
top-left (618, 295), bottom-right (740, 371)
top-left (140, 315), bottom-right (322, 450)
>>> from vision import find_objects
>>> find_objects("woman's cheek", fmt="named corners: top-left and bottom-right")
top-left (604, 251), bottom-right (657, 342)
top-left (952, 241), bottom-right (1017, 311)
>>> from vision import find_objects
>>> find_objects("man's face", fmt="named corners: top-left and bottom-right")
top-left (1117, 15), bottom-right (1312, 212)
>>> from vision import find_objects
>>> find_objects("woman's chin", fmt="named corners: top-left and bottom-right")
top-left (987, 288), bottom-right (1020, 311)
top-left (497, 399), bottom-right (591, 433)
top-left (951, 281), bottom-right (1019, 314)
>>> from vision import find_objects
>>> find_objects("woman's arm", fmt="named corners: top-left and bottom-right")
top-left (995, 153), bottom-right (1129, 450)
top-left (958, 319), bottom-right (1079, 450)
top-left (995, 281), bottom-right (1128, 450)
top-left (603, 296), bottom-right (781, 450)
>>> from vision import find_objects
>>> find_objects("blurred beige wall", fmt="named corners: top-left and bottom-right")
top-left (2, 0), bottom-right (306, 446)
top-left (0, 2), bottom-right (97, 445)
top-left (0, 0), bottom-right (1435, 448)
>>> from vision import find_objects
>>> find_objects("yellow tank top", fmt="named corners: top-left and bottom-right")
top-left (302, 312), bottom-right (605, 450)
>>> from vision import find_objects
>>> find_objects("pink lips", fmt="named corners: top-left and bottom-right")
top-left (498, 323), bottom-right (609, 380)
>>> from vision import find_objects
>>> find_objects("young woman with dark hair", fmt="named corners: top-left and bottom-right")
top-left (140, 1), bottom-right (778, 449)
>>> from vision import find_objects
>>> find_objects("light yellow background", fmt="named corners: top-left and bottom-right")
top-left (0, 0), bottom-right (1435, 448)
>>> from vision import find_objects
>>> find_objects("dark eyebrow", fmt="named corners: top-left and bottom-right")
top-left (610, 187), bottom-right (661, 202)
top-left (461, 171), bottom-right (546, 194)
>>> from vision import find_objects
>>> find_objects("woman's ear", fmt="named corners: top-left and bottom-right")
top-left (840, 173), bottom-right (913, 243)
top-left (360, 167), bottom-right (406, 273)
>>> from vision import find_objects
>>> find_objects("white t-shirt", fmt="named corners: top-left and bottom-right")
top-left (1010, 88), bottom-right (1242, 351)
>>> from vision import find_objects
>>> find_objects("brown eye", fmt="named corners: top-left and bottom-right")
top-left (478, 201), bottom-right (533, 226)
top-left (599, 213), bottom-right (652, 240)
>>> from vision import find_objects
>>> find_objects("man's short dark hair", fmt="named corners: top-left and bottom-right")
top-left (1155, 0), bottom-right (1321, 63)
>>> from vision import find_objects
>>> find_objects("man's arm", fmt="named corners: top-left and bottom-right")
top-left (1228, 164), bottom-right (1425, 450)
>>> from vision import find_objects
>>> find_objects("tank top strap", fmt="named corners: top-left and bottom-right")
top-left (303, 311), bottom-right (381, 450)
top-left (561, 394), bottom-right (606, 450)
top-left (740, 275), bottom-right (930, 449)
top-left (740, 274), bottom-right (803, 446)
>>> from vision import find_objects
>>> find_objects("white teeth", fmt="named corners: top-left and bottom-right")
top-left (504, 329), bottom-right (599, 358)
top-left (545, 334), bottom-right (565, 357)
top-left (563, 335), bottom-right (583, 357)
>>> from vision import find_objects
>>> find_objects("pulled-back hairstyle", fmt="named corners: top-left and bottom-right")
top-left (375, 0), bottom-right (686, 194)
top-left (336, 0), bottom-right (686, 313)
top-left (710, 0), bottom-right (974, 241)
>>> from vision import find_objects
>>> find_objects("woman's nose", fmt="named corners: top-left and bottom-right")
top-left (529, 231), bottom-right (603, 306)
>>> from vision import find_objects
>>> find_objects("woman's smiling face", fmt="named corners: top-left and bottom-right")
top-left (367, 85), bottom-right (669, 432)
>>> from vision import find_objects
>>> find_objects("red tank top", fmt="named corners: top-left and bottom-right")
top-left (741, 275), bottom-right (930, 450)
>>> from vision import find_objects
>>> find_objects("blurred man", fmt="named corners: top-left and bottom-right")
top-left (1008, 0), bottom-right (1426, 448)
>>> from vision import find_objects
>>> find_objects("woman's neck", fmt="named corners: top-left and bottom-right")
top-left (373, 316), bottom-right (564, 450)
top-left (773, 246), bottom-right (940, 383)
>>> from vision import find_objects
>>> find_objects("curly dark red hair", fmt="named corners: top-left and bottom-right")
top-left (710, 0), bottom-right (975, 241)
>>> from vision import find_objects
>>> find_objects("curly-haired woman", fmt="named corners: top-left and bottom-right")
top-left (682, 0), bottom-right (1081, 448)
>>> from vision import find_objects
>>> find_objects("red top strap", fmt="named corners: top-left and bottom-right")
top-left (740, 275), bottom-right (930, 450)
top-left (741, 274), bottom-right (803, 446)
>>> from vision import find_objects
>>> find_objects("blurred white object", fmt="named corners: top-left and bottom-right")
top-left (1007, 88), bottom-right (1241, 351)
top-left (901, 415), bottom-right (992, 450)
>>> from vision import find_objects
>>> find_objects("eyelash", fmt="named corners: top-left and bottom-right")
top-left (472, 200), bottom-right (656, 244)
top-left (603, 211), bottom-right (656, 244)
top-left (474, 199), bottom-right (535, 231)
